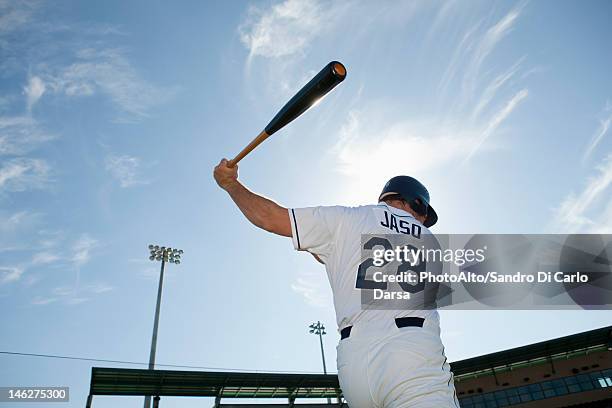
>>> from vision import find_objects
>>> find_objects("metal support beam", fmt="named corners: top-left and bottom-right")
top-left (152, 396), bottom-right (160, 408)
top-left (85, 394), bottom-right (93, 408)
top-left (547, 355), bottom-right (556, 374)
top-left (492, 367), bottom-right (500, 386)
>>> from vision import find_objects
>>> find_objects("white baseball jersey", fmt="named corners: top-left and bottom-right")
top-left (288, 202), bottom-right (437, 330)
top-left (288, 202), bottom-right (458, 408)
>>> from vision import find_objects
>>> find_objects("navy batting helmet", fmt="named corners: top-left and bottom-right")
top-left (378, 176), bottom-right (438, 227)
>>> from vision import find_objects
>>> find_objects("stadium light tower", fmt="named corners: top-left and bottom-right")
top-left (143, 245), bottom-right (183, 408)
top-left (309, 321), bottom-right (331, 404)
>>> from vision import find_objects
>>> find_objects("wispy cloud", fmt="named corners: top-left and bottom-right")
top-left (86, 282), bottom-right (113, 294)
top-left (0, 0), bottom-right (38, 34)
top-left (0, 266), bottom-right (24, 284)
top-left (23, 75), bottom-right (45, 110)
top-left (438, 3), bottom-right (527, 117)
top-left (138, 266), bottom-right (160, 281)
top-left (31, 251), bottom-right (61, 265)
top-left (44, 48), bottom-right (172, 122)
top-left (0, 210), bottom-right (32, 230)
top-left (462, 4), bottom-right (525, 100)
top-left (27, 235), bottom-right (111, 306)
top-left (32, 288), bottom-right (77, 306)
top-left (71, 234), bottom-right (97, 268)
top-left (3, 229), bottom-right (97, 270)
top-left (551, 154), bottom-right (612, 233)
top-left (0, 116), bottom-right (54, 155)
top-left (583, 102), bottom-right (612, 162)
top-left (36, 229), bottom-right (64, 250)
top-left (471, 56), bottom-right (525, 120)
top-left (335, 111), bottom-right (479, 179)
top-left (239, 0), bottom-right (329, 60)
top-left (69, 234), bottom-right (97, 303)
top-left (0, 157), bottom-right (50, 192)
top-left (0, 223), bottom-right (104, 305)
top-left (465, 88), bottom-right (528, 162)
top-left (105, 154), bottom-right (149, 187)
top-left (0, 211), bottom-right (42, 253)
top-left (438, 21), bottom-right (483, 96)
top-left (31, 296), bottom-right (58, 305)
top-left (271, 3), bottom-right (534, 210)
top-left (291, 270), bottom-right (331, 308)
top-left (31, 281), bottom-right (113, 306)
top-left (2, 2), bottom-right (173, 122)
top-left (332, 86), bottom-right (527, 203)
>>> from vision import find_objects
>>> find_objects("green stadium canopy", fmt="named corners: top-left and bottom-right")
top-left (85, 325), bottom-right (611, 407)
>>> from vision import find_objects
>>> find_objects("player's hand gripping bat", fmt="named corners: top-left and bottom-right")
top-left (227, 61), bottom-right (347, 167)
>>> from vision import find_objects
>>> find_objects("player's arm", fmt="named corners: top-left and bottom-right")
top-left (213, 158), bottom-right (292, 237)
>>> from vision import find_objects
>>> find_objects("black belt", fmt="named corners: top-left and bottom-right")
top-left (340, 317), bottom-right (425, 340)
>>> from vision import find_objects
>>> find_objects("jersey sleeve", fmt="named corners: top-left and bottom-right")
top-left (288, 206), bottom-right (347, 259)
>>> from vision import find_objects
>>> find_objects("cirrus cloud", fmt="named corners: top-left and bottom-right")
top-left (551, 154), bottom-right (612, 233)
top-left (104, 154), bottom-right (149, 188)
top-left (0, 266), bottom-right (24, 284)
top-left (23, 75), bottom-right (45, 110)
top-left (0, 157), bottom-right (50, 193)
top-left (239, 0), bottom-right (330, 60)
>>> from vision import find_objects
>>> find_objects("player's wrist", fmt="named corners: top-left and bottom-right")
top-left (222, 178), bottom-right (241, 193)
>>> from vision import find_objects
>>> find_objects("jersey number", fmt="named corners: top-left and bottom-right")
top-left (355, 236), bottom-right (426, 294)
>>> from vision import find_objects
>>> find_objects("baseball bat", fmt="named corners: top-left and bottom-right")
top-left (228, 61), bottom-right (347, 167)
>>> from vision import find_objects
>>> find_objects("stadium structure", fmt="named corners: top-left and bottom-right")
top-left (85, 325), bottom-right (611, 407)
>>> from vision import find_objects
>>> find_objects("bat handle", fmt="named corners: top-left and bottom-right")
top-left (227, 130), bottom-right (270, 168)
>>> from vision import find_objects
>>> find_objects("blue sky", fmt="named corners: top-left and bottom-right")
top-left (1, 0), bottom-right (611, 407)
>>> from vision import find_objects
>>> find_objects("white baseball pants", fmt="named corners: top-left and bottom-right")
top-left (336, 316), bottom-right (459, 407)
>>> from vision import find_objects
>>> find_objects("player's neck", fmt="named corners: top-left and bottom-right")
top-left (383, 201), bottom-right (412, 215)
top-left (383, 201), bottom-right (425, 224)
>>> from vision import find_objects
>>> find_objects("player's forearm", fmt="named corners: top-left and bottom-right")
top-left (224, 181), bottom-right (291, 237)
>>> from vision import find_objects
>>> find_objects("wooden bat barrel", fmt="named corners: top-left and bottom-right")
top-left (228, 61), bottom-right (346, 167)
top-left (265, 61), bottom-right (346, 135)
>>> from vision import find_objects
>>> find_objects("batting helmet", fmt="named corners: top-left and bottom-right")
top-left (378, 176), bottom-right (438, 227)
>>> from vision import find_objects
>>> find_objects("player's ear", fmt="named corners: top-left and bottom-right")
top-left (401, 200), bottom-right (414, 214)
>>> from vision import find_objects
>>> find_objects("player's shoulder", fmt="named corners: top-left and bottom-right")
top-left (330, 203), bottom-right (416, 217)
top-left (335, 204), bottom-right (392, 226)
top-left (306, 204), bottom-right (378, 213)
top-left (329, 204), bottom-right (381, 216)
top-left (347, 203), bottom-right (382, 211)
top-left (299, 204), bottom-right (378, 225)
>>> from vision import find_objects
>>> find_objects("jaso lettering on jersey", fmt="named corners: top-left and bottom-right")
top-left (380, 210), bottom-right (422, 238)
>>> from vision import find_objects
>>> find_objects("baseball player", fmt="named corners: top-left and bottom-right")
top-left (214, 158), bottom-right (458, 408)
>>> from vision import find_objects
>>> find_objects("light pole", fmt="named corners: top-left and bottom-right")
top-left (309, 321), bottom-right (331, 405)
top-left (143, 245), bottom-right (183, 408)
